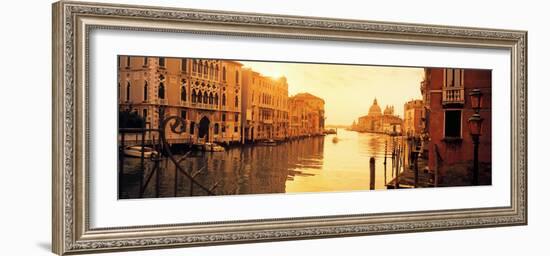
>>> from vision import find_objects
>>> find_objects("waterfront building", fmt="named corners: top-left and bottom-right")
top-left (288, 93), bottom-right (325, 138)
top-left (118, 56), bottom-right (242, 145)
top-left (403, 99), bottom-right (424, 137)
top-left (354, 99), bottom-right (402, 134)
top-left (241, 68), bottom-right (289, 142)
top-left (421, 68), bottom-right (492, 185)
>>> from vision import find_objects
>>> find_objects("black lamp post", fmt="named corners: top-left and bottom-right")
top-left (468, 89), bottom-right (483, 185)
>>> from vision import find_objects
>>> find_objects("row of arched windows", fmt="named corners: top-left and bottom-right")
top-left (191, 60), bottom-right (224, 80)
top-left (122, 80), bottom-right (238, 107)
top-left (191, 90), bottom-right (222, 105)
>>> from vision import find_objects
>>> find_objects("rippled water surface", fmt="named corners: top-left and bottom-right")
top-left (120, 130), bottom-right (400, 198)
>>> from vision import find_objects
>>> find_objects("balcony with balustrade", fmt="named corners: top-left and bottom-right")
top-left (180, 101), bottom-right (190, 108)
top-left (442, 87), bottom-right (464, 106)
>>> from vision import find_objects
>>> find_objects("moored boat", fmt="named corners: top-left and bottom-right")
top-left (258, 139), bottom-right (277, 146)
top-left (196, 142), bottom-right (225, 152)
top-left (123, 146), bottom-right (158, 158)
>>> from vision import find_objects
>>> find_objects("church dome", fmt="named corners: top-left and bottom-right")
top-left (368, 98), bottom-right (382, 116)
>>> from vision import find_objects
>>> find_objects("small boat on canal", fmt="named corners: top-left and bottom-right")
top-left (258, 139), bottom-right (278, 146)
top-left (124, 146), bottom-right (159, 158)
top-left (196, 142), bottom-right (226, 152)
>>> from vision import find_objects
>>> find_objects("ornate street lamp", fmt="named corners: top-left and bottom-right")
top-left (468, 88), bottom-right (484, 185)
top-left (469, 89), bottom-right (483, 113)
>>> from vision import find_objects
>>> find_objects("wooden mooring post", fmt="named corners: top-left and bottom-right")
top-left (394, 144), bottom-right (400, 189)
top-left (370, 157), bottom-right (375, 190)
top-left (413, 151), bottom-right (419, 188)
top-left (384, 140), bottom-right (387, 184)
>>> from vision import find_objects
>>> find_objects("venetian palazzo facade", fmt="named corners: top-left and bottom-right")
top-left (118, 56), bottom-right (242, 145)
top-left (288, 93), bottom-right (326, 138)
top-left (403, 99), bottom-right (424, 137)
top-left (353, 99), bottom-right (403, 134)
top-left (421, 68), bottom-right (492, 185)
top-left (241, 68), bottom-right (290, 142)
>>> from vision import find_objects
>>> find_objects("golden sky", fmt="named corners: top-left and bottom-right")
top-left (241, 61), bottom-right (424, 126)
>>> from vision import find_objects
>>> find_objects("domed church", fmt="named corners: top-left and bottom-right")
top-left (353, 98), bottom-right (403, 134)
top-left (368, 98), bottom-right (382, 116)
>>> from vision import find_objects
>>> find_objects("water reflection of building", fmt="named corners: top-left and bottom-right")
top-left (118, 56), bottom-right (242, 144)
top-left (352, 98), bottom-right (402, 134)
top-left (403, 99), bottom-right (424, 137)
top-left (241, 68), bottom-right (289, 142)
top-left (185, 136), bottom-right (324, 196)
top-left (288, 93), bottom-right (326, 137)
top-left (421, 68), bottom-right (492, 185)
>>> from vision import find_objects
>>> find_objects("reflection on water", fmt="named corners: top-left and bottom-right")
top-left (119, 130), bottom-right (399, 198)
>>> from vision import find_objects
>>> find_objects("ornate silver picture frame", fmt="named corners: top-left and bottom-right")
top-left (52, 1), bottom-right (527, 255)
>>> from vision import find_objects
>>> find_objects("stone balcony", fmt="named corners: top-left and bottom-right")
top-left (442, 87), bottom-right (464, 106)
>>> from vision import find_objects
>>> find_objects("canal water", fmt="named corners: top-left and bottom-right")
top-left (119, 130), bottom-right (401, 199)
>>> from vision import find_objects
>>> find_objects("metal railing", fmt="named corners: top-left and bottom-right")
top-left (442, 87), bottom-right (464, 104)
top-left (118, 115), bottom-right (218, 198)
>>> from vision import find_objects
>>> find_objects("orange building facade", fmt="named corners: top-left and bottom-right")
top-left (119, 56), bottom-right (325, 145)
top-left (241, 68), bottom-right (290, 142)
top-left (118, 56), bottom-right (242, 145)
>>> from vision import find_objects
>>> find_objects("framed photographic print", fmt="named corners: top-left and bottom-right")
top-left (52, 1), bottom-right (527, 255)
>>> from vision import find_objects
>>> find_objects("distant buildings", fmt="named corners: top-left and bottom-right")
top-left (118, 56), bottom-right (325, 145)
top-left (288, 93), bottom-right (326, 137)
top-left (403, 99), bottom-right (424, 137)
top-left (421, 68), bottom-right (492, 185)
top-left (352, 98), bottom-right (402, 134)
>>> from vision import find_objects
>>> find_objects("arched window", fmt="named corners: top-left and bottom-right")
top-left (209, 92), bottom-right (214, 104)
top-left (214, 93), bottom-right (219, 105)
top-left (235, 71), bottom-right (239, 84)
top-left (222, 67), bottom-right (226, 81)
top-left (126, 82), bottom-right (131, 101)
top-left (203, 92), bottom-right (208, 103)
top-left (143, 81), bottom-right (148, 101)
top-left (192, 60), bottom-right (197, 72)
top-left (158, 82), bottom-right (165, 99)
top-left (197, 91), bottom-right (203, 103)
top-left (180, 80), bottom-right (187, 102)
top-left (192, 89), bottom-right (197, 103)
top-left (214, 65), bottom-right (219, 80)
top-left (198, 61), bottom-right (202, 73)
top-left (222, 94), bottom-right (226, 106)
top-left (209, 63), bottom-right (214, 79)
top-left (214, 123), bottom-right (219, 134)
top-left (203, 63), bottom-right (208, 75)
top-left (235, 95), bottom-right (239, 108)
top-left (181, 58), bottom-right (187, 72)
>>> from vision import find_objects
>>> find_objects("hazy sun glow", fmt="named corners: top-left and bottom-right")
top-left (241, 61), bottom-right (424, 126)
